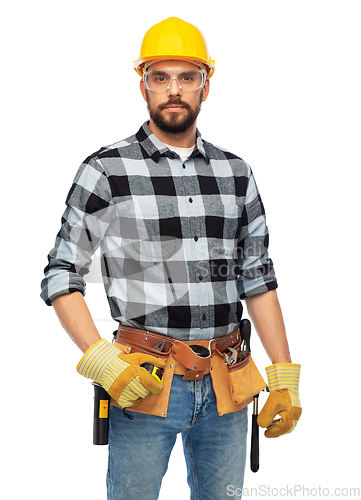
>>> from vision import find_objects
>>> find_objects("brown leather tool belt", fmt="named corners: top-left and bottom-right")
top-left (112, 324), bottom-right (266, 418)
top-left (114, 324), bottom-right (240, 380)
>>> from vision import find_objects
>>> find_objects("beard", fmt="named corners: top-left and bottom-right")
top-left (146, 91), bottom-right (203, 134)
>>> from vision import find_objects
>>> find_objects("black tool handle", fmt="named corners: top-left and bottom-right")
top-left (240, 319), bottom-right (251, 352)
top-left (251, 413), bottom-right (259, 472)
top-left (93, 383), bottom-right (110, 445)
top-left (241, 320), bottom-right (260, 472)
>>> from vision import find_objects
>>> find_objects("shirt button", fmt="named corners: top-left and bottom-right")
top-left (202, 314), bottom-right (206, 321)
top-left (194, 236), bottom-right (198, 242)
top-left (199, 275), bottom-right (203, 281)
top-left (188, 197), bottom-right (193, 203)
top-left (183, 164), bottom-right (186, 169)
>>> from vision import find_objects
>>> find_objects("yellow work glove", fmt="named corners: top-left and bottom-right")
top-left (257, 363), bottom-right (302, 438)
top-left (77, 339), bottom-right (165, 408)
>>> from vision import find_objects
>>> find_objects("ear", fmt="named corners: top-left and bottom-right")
top-left (140, 79), bottom-right (147, 102)
top-left (201, 79), bottom-right (210, 102)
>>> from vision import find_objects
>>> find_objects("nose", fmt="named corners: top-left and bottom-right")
top-left (167, 78), bottom-right (182, 96)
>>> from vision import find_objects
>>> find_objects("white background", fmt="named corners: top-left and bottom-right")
top-left (1, 1), bottom-right (360, 498)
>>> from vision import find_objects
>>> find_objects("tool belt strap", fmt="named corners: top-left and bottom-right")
top-left (115, 324), bottom-right (240, 380)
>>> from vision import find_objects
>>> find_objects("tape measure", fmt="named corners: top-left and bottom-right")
top-left (141, 363), bottom-right (163, 383)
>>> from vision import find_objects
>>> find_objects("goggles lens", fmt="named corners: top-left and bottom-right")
top-left (144, 69), bottom-right (205, 92)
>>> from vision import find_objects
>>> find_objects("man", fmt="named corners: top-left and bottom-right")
top-left (41, 17), bottom-right (301, 500)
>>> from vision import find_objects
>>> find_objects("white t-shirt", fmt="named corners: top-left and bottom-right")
top-left (164, 143), bottom-right (195, 162)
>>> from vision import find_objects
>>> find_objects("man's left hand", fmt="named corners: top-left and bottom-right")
top-left (257, 363), bottom-right (302, 438)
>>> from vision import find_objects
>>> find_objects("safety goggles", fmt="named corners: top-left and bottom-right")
top-left (143, 67), bottom-right (206, 92)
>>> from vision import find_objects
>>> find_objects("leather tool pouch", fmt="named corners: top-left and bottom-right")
top-left (227, 352), bottom-right (266, 405)
top-left (210, 345), bottom-right (267, 416)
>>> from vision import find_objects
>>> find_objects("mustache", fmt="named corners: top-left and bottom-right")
top-left (158, 98), bottom-right (191, 111)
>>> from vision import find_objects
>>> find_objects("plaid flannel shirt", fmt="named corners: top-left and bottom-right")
top-left (41, 122), bottom-right (277, 340)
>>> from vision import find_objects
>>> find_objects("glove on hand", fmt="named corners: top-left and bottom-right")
top-left (257, 363), bottom-right (302, 438)
top-left (77, 339), bottom-right (165, 408)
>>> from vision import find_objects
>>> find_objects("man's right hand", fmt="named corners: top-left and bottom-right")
top-left (77, 339), bottom-right (165, 408)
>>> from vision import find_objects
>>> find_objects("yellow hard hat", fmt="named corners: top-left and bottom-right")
top-left (134, 17), bottom-right (215, 78)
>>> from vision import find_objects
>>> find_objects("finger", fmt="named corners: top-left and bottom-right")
top-left (137, 369), bottom-right (164, 395)
top-left (264, 411), bottom-right (294, 438)
top-left (257, 400), bottom-right (278, 428)
top-left (119, 352), bottom-right (166, 368)
top-left (257, 389), bottom-right (291, 428)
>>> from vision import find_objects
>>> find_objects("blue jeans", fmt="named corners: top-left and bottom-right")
top-left (107, 374), bottom-right (248, 499)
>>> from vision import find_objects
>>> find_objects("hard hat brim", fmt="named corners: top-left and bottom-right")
top-left (133, 55), bottom-right (215, 78)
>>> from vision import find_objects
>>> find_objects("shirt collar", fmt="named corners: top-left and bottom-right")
top-left (136, 121), bottom-right (210, 164)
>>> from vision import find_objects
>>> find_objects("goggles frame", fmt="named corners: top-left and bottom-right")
top-left (143, 66), bottom-right (206, 93)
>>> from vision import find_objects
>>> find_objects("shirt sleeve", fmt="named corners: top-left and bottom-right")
top-left (236, 167), bottom-right (278, 299)
top-left (40, 156), bottom-right (112, 305)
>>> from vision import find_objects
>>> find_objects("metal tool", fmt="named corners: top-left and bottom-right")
top-left (152, 340), bottom-right (166, 351)
top-left (224, 347), bottom-right (238, 366)
top-left (224, 334), bottom-right (249, 366)
top-left (238, 339), bottom-right (248, 361)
